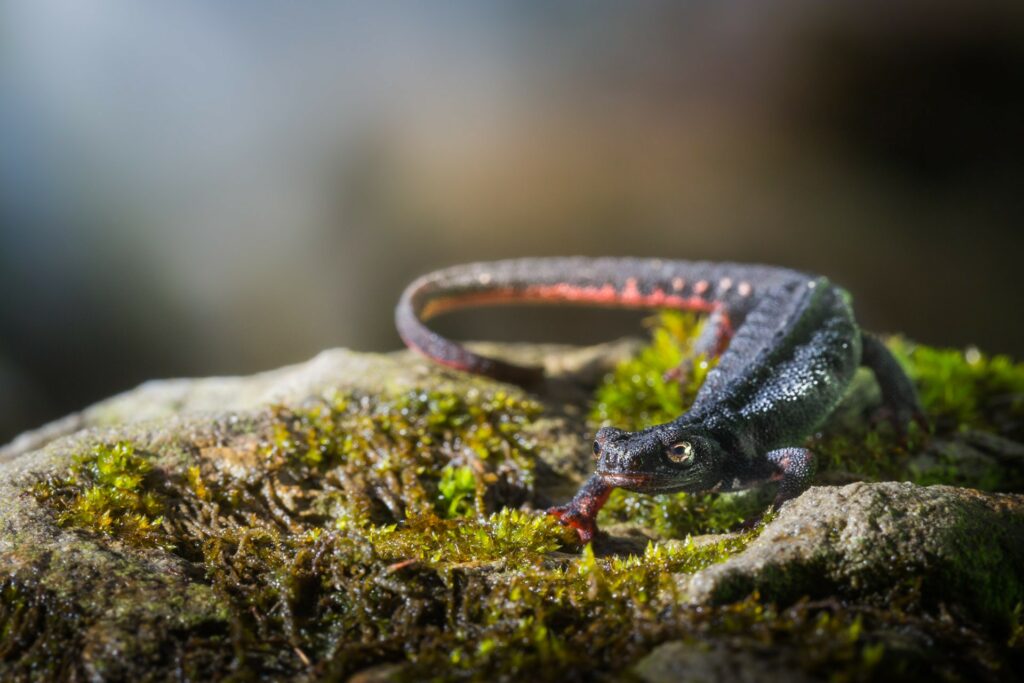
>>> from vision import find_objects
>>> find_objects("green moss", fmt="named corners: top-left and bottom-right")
top-left (131, 380), bottom-right (779, 680)
top-left (812, 426), bottom-right (919, 482)
top-left (12, 318), bottom-right (1023, 681)
top-left (386, 522), bottom-right (770, 680)
top-left (888, 338), bottom-right (1024, 437)
top-left (397, 541), bottom-right (1005, 683)
top-left (30, 441), bottom-right (168, 548)
top-left (437, 465), bottom-right (478, 518)
top-left (598, 487), bottom-right (770, 538)
top-left (264, 388), bottom-right (541, 526)
top-left (813, 340), bottom-right (1024, 490)
top-left (182, 495), bottom-right (765, 680)
top-left (368, 508), bottom-right (563, 568)
top-left (632, 599), bottom-right (892, 681)
top-left (590, 311), bottom-right (714, 431)
top-left (933, 511), bottom-right (1024, 626)
top-left (0, 575), bottom-right (85, 680)
top-left (1009, 603), bottom-right (1024, 649)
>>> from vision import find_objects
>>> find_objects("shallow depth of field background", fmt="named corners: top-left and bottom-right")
top-left (1, 1), bottom-right (1022, 443)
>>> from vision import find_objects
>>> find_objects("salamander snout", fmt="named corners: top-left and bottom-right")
top-left (593, 426), bottom-right (632, 462)
top-left (594, 426), bottom-right (626, 448)
top-left (593, 426), bottom-right (661, 473)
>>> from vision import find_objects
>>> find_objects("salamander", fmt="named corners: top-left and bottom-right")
top-left (395, 257), bottom-right (924, 542)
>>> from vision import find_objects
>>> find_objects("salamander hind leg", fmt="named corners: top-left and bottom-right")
top-left (665, 307), bottom-right (732, 387)
top-left (860, 333), bottom-right (928, 437)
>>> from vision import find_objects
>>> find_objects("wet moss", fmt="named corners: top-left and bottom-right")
top-left (437, 465), bottom-right (479, 518)
top-left (8, 314), bottom-right (1024, 680)
top-left (807, 341), bottom-right (1024, 491)
top-left (399, 527), bottom-right (770, 681)
top-left (368, 508), bottom-right (563, 568)
top-left (399, 572), bottom-right (1013, 682)
top-left (889, 338), bottom-right (1024, 438)
top-left (180, 470), bottom-right (769, 678)
top-left (634, 593), bottom-right (1015, 683)
top-left (598, 487), bottom-right (770, 538)
top-left (264, 388), bottom-right (541, 526)
top-left (29, 441), bottom-right (169, 548)
top-left (811, 426), bottom-right (927, 485)
top-left (14, 379), bottom-right (783, 679)
top-left (1010, 603), bottom-right (1024, 649)
top-left (590, 311), bottom-right (714, 430)
top-left (0, 575), bottom-right (85, 680)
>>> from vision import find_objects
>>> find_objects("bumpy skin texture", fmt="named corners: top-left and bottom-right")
top-left (396, 257), bottom-right (923, 542)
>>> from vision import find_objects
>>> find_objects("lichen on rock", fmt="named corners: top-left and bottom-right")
top-left (0, 318), bottom-right (1022, 681)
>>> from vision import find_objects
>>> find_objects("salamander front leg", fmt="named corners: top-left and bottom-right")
top-left (737, 447), bottom-right (816, 529)
top-left (547, 475), bottom-right (613, 544)
top-left (766, 447), bottom-right (816, 507)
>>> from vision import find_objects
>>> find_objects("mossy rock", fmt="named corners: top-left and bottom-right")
top-left (1, 318), bottom-right (1022, 681)
top-left (684, 482), bottom-right (1024, 623)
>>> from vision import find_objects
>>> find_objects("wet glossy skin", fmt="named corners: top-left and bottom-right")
top-left (396, 257), bottom-right (923, 542)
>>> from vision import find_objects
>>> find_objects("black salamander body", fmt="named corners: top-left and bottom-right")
top-left (396, 257), bottom-right (923, 541)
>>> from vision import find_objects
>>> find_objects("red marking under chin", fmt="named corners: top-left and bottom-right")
top-left (419, 282), bottom-right (721, 320)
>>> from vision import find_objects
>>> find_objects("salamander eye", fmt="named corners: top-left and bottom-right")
top-left (667, 441), bottom-right (694, 465)
top-left (592, 440), bottom-right (601, 459)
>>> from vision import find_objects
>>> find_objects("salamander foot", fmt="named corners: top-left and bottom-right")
top-left (547, 475), bottom-right (613, 544)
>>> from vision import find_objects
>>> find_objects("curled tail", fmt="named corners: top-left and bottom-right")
top-left (396, 265), bottom-right (546, 384)
top-left (395, 257), bottom-right (801, 385)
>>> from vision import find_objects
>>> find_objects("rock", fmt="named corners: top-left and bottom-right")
top-left (633, 640), bottom-right (817, 683)
top-left (0, 342), bottom-right (634, 466)
top-left (0, 345), bottom-right (602, 680)
top-left (1, 339), bottom-right (1021, 681)
top-left (684, 482), bottom-right (1024, 624)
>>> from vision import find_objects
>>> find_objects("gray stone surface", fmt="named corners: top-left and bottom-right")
top-left (633, 640), bottom-right (816, 683)
top-left (684, 481), bottom-right (1024, 622)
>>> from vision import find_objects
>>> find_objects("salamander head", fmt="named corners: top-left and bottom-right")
top-left (592, 423), bottom-right (728, 494)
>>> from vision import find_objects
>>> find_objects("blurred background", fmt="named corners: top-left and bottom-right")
top-left (1, 0), bottom-right (1022, 443)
